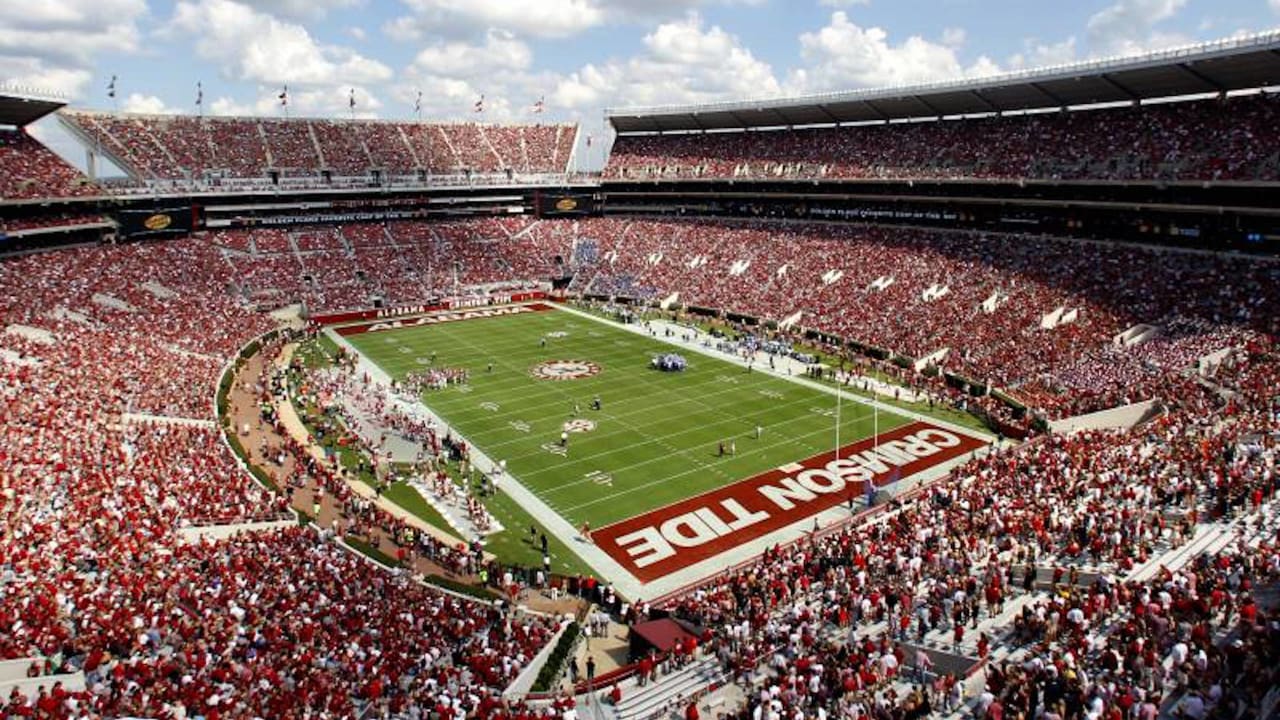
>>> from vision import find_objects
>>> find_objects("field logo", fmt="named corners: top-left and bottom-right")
top-left (548, 331), bottom-right (570, 339)
top-left (531, 360), bottom-right (601, 381)
top-left (563, 419), bottom-right (597, 434)
top-left (555, 197), bottom-right (579, 212)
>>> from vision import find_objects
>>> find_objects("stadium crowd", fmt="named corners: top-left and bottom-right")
top-left (0, 129), bottom-right (98, 200)
top-left (660, 339), bottom-right (1278, 720)
top-left (0, 211), bottom-right (1276, 718)
top-left (0, 240), bottom-right (566, 719)
top-left (186, 216), bottom-right (1280, 425)
top-left (59, 111), bottom-right (577, 181)
top-left (607, 93), bottom-right (1280, 182)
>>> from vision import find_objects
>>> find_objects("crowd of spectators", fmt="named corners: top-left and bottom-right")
top-left (0, 236), bottom-right (566, 719)
top-left (0, 129), bottom-right (99, 200)
top-left (0, 206), bottom-right (1277, 717)
top-left (548, 217), bottom-right (1279, 420)
top-left (607, 93), bottom-right (1280, 183)
top-left (0, 213), bottom-right (109, 233)
top-left (196, 215), bottom-right (1280, 423)
top-left (59, 111), bottom-right (577, 181)
top-left (660, 341), bottom-right (1278, 720)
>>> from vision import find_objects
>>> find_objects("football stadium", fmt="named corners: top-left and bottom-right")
top-left (1, 5), bottom-right (1279, 719)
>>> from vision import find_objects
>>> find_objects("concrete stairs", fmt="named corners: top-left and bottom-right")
top-left (612, 657), bottom-right (726, 720)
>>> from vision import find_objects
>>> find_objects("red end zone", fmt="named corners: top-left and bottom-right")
top-left (592, 421), bottom-right (987, 583)
top-left (335, 302), bottom-right (555, 336)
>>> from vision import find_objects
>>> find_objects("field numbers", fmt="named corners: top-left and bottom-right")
top-left (716, 374), bottom-right (741, 385)
top-left (585, 470), bottom-right (614, 487)
top-left (480, 401), bottom-right (500, 412)
top-left (541, 442), bottom-right (568, 457)
top-left (509, 420), bottom-right (531, 433)
top-left (759, 389), bottom-right (784, 400)
top-left (809, 406), bottom-right (836, 418)
top-left (456, 385), bottom-right (473, 394)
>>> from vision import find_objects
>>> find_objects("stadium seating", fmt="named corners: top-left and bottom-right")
top-left (607, 93), bottom-right (1280, 182)
top-left (0, 128), bottom-right (98, 199)
top-left (192, 216), bottom-right (1280, 423)
top-left (0, 216), bottom-right (1276, 718)
top-left (58, 111), bottom-right (577, 181)
top-left (0, 239), bottom-right (563, 719)
top-left (663, 339), bottom-right (1279, 719)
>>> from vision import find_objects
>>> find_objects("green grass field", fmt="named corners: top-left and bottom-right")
top-left (344, 305), bottom-right (915, 537)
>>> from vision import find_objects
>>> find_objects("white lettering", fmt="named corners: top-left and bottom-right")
top-left (759, 478), bottom-right (818, 511)
top-left (660, 513), bottom-right (720, 548)
top-left (795, 468), bottom-right (845, 494)
top-left (915, 429), bottom-right (961, 448)
top-left (828, 458), bottom-right (873, 484)
top-left (614, 527), bottom-right (676, 568)
top-left (873, 441), bottom-right (917, 466)
top-left (718, 499), bottom-right (771, 531)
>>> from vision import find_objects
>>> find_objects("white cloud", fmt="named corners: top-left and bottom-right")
top-left (121, 93), bottom-right (184, 115)
top-left (386, 0), bottom-right (604, 40)
top-left (396, 31), bottom-right (551, 121)
top-left (348, 26), bottom-right (367, 41)
top-left (1007, 37), bottom-right (1078, 70)
top-left (1271, 0), bottom-right (1280, 13)
top-left (385, 0), bottom-right (766, 41)
top-left (552, 12), bottom-right (780, 110)
top-left (941, 27), bottom-right (966, 49)
top-left (0, 0), bottom-right (147, 99)
top-left (787, 12), bottom-right (999, 94)
top-left (209, 96), bottom-right (257, 116)
top-left (410, 29), bottom-right (532, 77)
top-left (1085, 0), bottom-right (1190, 56)
top-left (818, 0), bottom-right (870, 6)
top-left (0, 56), bottom-right (93, 97)
top-left (249, 0), bottom-right (363, 21)
top-left (167, 0), bottom-right (392, 86)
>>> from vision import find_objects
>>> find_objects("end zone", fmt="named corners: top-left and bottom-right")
top-left (591, 420), bottom-right (987, 583)
top-left (333, 302), bottom-right (555, 336)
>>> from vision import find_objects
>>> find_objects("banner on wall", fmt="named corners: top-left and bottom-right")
top-left (118, 207), bottom-right (194, 237)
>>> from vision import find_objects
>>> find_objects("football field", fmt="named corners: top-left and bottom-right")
top-left (339, 303), bottom-right (988, 589)
top-left (345, 305), bottom-right (908, 525)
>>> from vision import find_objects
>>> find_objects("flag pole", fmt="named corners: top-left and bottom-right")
top-left (834, 364), bottom-right (842, 463)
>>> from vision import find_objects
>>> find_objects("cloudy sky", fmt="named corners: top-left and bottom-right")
top-left (3, 0), bottom-right (1278, 169)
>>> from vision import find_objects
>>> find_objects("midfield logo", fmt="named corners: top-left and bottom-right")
top-left (530, 360), bottom-right (602, 381)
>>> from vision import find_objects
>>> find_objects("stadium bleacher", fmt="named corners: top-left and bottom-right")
top-left (58, 111), bottom-right (577, 182)
top-left (607, 94), bottom-right (1280, 182)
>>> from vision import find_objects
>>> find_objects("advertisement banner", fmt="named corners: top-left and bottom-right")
top-left (118, 207), bottom-right (193, 238)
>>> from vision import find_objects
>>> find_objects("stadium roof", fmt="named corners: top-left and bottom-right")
top-left (607, 31), bottom-right (1280, 134)
top-left (0, 85), bottom-right (68, 128)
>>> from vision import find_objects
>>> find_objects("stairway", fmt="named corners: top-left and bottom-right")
top-left (613, 657), bottom-right (726, 720)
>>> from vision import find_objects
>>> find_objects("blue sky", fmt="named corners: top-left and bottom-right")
top-left (2, 0), bottom-right (1278, 169)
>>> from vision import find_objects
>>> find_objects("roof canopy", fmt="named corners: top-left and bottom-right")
top-left (608, 31), bottom-right (1280, 134)
top-left (0, 88), bottom-right (67, 128)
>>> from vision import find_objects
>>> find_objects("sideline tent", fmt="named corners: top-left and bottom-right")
top-left (628, 618), bottom-right (699, 662)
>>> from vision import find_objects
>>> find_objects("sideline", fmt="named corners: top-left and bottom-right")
top-left (553, 302), bottom-right (996, 445)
